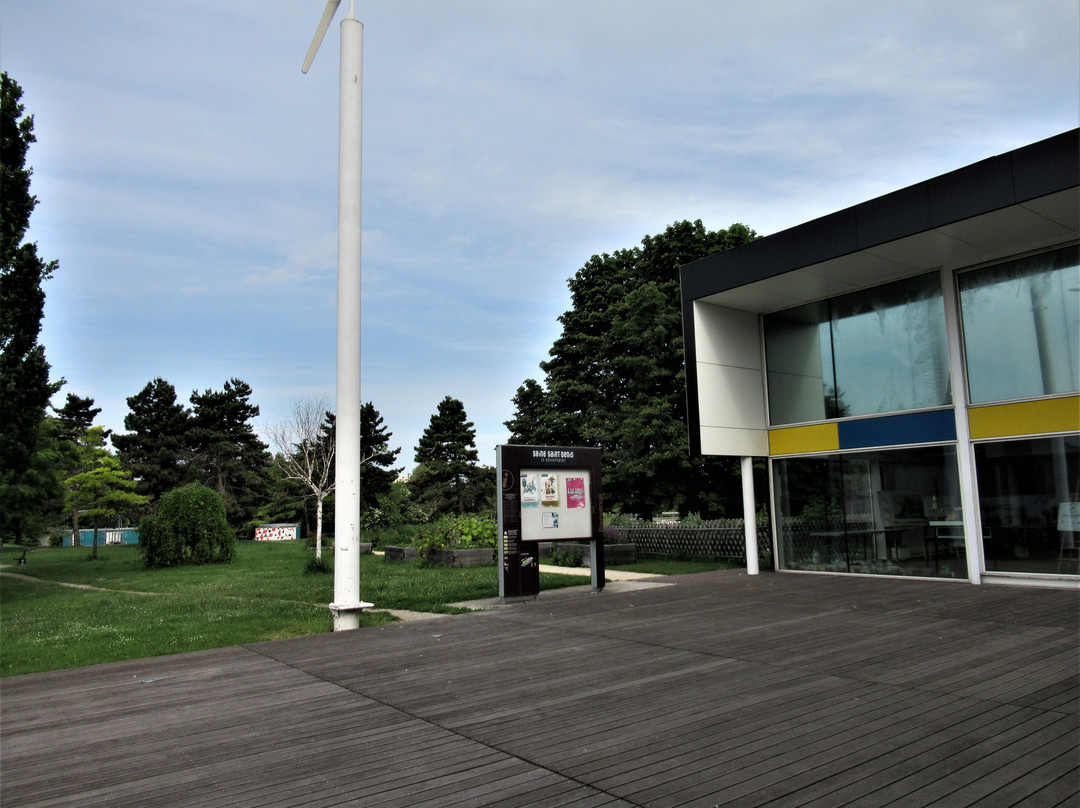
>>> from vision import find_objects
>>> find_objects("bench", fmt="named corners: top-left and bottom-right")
top-left (16, 549), bottom-right (27, 565)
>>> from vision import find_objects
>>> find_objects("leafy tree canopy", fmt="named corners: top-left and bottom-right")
top-left (506, 219), bottom-right (758, 518)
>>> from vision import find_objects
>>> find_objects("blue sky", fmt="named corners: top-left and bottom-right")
top-left (2, 0), bottom-right (1077, 469)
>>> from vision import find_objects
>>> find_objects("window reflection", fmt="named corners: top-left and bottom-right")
top-left (975, 436), bottom-right (1079, 576)
top-left (773, 445), bottom-right (966, 578)
top-left (959, 245), bottom-right (1080, 403)
top-left (764, 273), bottom-right (951, 426)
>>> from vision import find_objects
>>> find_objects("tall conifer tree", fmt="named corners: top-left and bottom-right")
top-left (113, 378), bottom-right (192, 506)
top-left (412, 396), bottom-right (480, 516)
top-left (0, 73), bottom-right (63, 542)
top-left (188, 378), bottom-right (270, 528)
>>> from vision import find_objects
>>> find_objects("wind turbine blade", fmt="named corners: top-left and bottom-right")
top-left (302, 0), bottom-right (342, 74)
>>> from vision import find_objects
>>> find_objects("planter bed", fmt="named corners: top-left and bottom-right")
top-left (383, 545), bottom-right (417, 562)
top-left (427, 548), bottom-right (495, 568)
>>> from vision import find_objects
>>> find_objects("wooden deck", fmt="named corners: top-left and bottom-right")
top-left (2, 571), bottom-right (1077, 807)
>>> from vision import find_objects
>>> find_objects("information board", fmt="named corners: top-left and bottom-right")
top-left (496, 445), bottom-right (603, 602)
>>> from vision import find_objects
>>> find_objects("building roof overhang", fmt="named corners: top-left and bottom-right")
top-left (681, 129), bottom-right (1079, 314)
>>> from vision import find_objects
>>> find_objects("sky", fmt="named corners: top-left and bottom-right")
top-left (2, 0), bottom-right (1077, 470)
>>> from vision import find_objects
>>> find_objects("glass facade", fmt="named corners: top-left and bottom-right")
top-left (761, 244), bottom-right (1078, 581)
top-left (959, 245), bottom-right (1080, 403)
top-left (764, 273), bottom-right (951, 425)
top-left (773, 445), bottom-right (965, 578)
top-left (975, 436), bottom-right (1079, 575)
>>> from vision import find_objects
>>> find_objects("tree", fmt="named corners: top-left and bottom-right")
top-left (0, 72), bottom-right (63, 543)
top-left (360, 402), bottom-right (402, 512)
top-left (64, 427), bottom-right (148, 559)
top-left (1, 417), bottom-right (71, 544)
top-left (267, 396), bottom-right (335, 560)
top-left (54, 393), bottom-right (107, 543)
top-left (139, 482), bottom-right (234, 568)
top-left (188, 378), bottom-right (271, 530)
top-left (113, 378), bottom-right (192, 506)
top-left (507, 220), bottom-right (758, 517)
top-left (54, 393), bottom-right (105, 443)
top-left (504, 378), bottom-right (560, 446)
top-left (411, 397), bottom-right (480, 517)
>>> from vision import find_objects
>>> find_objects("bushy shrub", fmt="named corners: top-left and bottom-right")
top-left (681, 512), bottom-right (706, 527)
top-left (414, 513), bottom-right (496, 564)
top-left (139, 482), bottom-right (235, 568)
top-left (603, 512), bottom-right (642, 528)
top-left (550, 542), bottom-right (584, 567)
top-left (363, 523), bottom-right (418, 549)
top-left (304, 556), bottom-right (333, 575)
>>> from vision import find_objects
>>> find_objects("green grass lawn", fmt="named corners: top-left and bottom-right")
top-left (0, 542), bottom-right (585, 678)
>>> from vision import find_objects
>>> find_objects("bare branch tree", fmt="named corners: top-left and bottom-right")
top-left (267, 396), bottom-right (335, 560)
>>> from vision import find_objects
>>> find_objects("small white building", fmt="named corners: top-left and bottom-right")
top-left (254, 523), bottom-right (300, 541)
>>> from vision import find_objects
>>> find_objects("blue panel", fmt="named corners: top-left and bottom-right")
top-left (838, 410), bottom-right (956, 449)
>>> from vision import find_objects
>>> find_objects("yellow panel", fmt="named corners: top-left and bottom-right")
top-left (768, 423), bottom-right (839, 455)
top-left (969, 396), bottom-right (1080, 439)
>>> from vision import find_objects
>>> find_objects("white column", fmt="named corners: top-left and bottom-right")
top-left (941, 266), bottom-right (982, 585)
top-left (742, 456), bottom-right (759, 575)
top-left (329, 14), bottom-right (370, 629)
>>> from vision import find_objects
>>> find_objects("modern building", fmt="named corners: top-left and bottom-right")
top-left (681, 130), bottom-right (1079, 587)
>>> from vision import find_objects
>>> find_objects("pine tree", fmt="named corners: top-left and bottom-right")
top-left (0, 73), bottom-right (63, 542)
top-left (64, 427), bottom-right (148, 559)
top-left (412, 397), bottom-right (480, 516)
top-left (188, 379), bottom-right (270, 529)
top-left (54, 393), bottom-right (105, 443)
top-left (360, 402), bottom-right (402, 511)
top-left (113, 378), bottom-right (192, 506)
top-left (53, 394), bottom-right (108, 542)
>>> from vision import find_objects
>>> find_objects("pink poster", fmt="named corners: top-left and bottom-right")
top-left (566, 477), bottom-right (586, 509)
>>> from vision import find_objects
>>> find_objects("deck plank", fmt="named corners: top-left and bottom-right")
top-left (3, 571), bottom-right (1077, 807)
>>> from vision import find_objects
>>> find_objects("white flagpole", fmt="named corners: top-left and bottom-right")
top-left (305, 0), bottom-right (369, 630)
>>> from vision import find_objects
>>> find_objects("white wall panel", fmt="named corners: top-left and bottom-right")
top-left (692, 301), bottom-right (768, 456)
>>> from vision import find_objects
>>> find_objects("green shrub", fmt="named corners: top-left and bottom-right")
top-left (415, 514), bottom-right (496, 565)
top-left (139, 482), bottom-right (235, 568)
top-left (603, 512), bottom-right (642, 528)
top-left (550, 542), bottom-right (584, 567)
top-left (304, 556), bottom-right (333, 575)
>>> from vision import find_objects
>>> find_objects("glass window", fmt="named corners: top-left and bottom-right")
top-left (764, 273), bottom-right (951, 425)
top-left (773, 445), bottom-right (965, 578)
top-left (975, 436), bottom-right (1079, 576)
top-left (959, 245), bottom-right (1080, 403)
